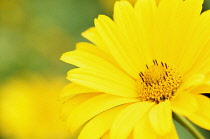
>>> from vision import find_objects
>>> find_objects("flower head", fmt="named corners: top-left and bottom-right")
top-left (61, 0), bottom-right (210, 138)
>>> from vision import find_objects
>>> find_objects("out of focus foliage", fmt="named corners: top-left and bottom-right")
top-left (204, 0), bottom-right (210, 11)
top-left (0, 0), bottom-right (104, 82)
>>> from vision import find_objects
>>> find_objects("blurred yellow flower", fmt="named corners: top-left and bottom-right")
top-left (99, 0), bottom-right (137, 14)
top-left (61, 0), bottom-right (210, 138)
top-left (100, 0), bottom-right (159, 14)
top-left (0, 75), bottom-right (69, 139)
top-left (0, 0), bottom-right (25, 28)
top-left (121, 0), bottom-right (137, 5)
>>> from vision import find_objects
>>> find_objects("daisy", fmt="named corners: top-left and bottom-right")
top-left (60, 0), bottom-right (210, 138)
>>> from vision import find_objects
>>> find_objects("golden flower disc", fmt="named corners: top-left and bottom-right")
top-left (137, 60), bottom-right (182, 103)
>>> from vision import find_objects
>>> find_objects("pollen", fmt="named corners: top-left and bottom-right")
top-left (137, 60), bottom-right (182, 103)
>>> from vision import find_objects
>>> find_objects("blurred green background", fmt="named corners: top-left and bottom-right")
top-left (0, 0), bottom-right (105, 81)
top-left (0, 0), bottom-right (210, 139)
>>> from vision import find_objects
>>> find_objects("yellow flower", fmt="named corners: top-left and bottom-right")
top-left (121, 0), bottom-right (138, 5)
top-left (0, 75), bottom-right (69, 139)
top-left (100, 0), bottom-right (160, 14)
top-left (100, 0), bottom-right (145, 14)
top-left (61, 0), bottom-right (210, 138)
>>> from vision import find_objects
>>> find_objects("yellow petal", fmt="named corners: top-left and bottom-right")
top-left (189, 56), bottom-right (210, 77)
top-left (186, 37), bottom-right (210, 76)
top-left (61, 83), bottom-right (97, 100)
top-left (175, 0), bottom-right (203, 67)
top-left (75, 42), bottom-right (117, 65)
top-left (110, 102), bottom-right (154, 139)
top-left (133, 115), bottom-right (156, 139)
top-left (157, 123), bottom-right (179, 139)
top-left (134, 0), bottom-right (157, 63)
top-left (81, 27), bottom-right (108, 52)
top-left (114, 1), bottom-right (148, 70)
top-left (68, 68), bottom-right (138, 97)
top-left (134, 115), bottom-right (179, 139)
top-left (187, 73), bottom-right (210, 94)
top-left (171, 92), bottom-right (198, 116)
top-left (61, 49), bottom-right (133, 84)
top-left (154, 0), bottom-right (203, 69)
top-left (181, 74), bottom-right (205, 90)
top-left (66, 94), bottom-right (138, 135)
top-left (156, 0), bottom-right (160, 5)
top-left (185, 95), bottom-right (210, 130)
top-left (95, 14), bottom-right (140, 79)
top-left (153, 0), bottom-right (181, 63)
top-left (189, 82), bottom-right (210, 94)
top-left (60, 93), bottom-right (100, 121)
top-left (179, 7), bottom-right (210, 74)
top-left (78, 104), bottom-right (128, 139)
top-left (101, 132), bottom-right (110, 139)
top-left (149, 100), bottom-right (173, 136)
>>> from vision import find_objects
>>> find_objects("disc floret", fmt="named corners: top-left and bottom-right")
top-left (137, 60), bottom-right (182, 103)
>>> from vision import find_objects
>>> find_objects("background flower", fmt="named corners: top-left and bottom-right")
top-left (0, 74), bottom-right (69, 139)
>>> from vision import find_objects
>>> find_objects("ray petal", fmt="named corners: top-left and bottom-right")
top-left (114, 1), bottom-right (148, 71)
top-left (185, 95), bottom-right (210, 130)
top-left (133, 116), bottom-right (156, 139)
top-left (75, 42), bottom-right (116, 65)
top-left (68, 68), bottom-right (138, 97)
top-left (134, 0), bottom-right (157, 64)
top-left (61, 50), bottom-right (132, 83)
top-left (149, 100), bottom-right (173, 136)
top-left (60, 93), bottom-right (101, 121)
top-left (157, 123), bottom-right (179, 139)
top-left (110, 101), bottom-right (154, 139)
top-left (95, 14), bottom-right (140, 78)
top-left (81, 27), bottom-right (109, 52)
top-left (78, 104), bottom-right (128, 139)
top-left (179, 8), bottom-right (210, 74)
top-left (171, 92), bottom-right (198, 116)
top-left (187, 73), bottom-right (210, 94)
top-left (61, 83), bottom-right (97, 100)
top-left (154, 0), bottom-right (203, 67)
top-left (66, 94), bottom-right (138, 135)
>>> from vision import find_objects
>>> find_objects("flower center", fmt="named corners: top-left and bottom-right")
top-left (137, 60), bottom-right (182, 103)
